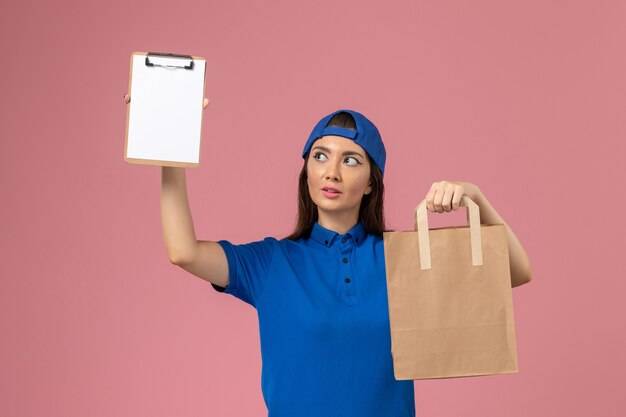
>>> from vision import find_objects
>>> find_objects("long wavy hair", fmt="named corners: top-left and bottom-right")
top-left (284, 111), bottom-right (391, 241)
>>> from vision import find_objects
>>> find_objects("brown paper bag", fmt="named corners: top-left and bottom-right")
top-left (383, 196), bottom-right (518, 380)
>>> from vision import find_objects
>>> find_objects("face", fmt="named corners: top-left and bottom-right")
top-left (306, 135), bottom-right (372, 220)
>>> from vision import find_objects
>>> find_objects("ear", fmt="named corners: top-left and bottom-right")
top-left (364, 182), bottom-right (372, 195)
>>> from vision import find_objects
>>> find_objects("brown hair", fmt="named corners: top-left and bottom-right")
top-left (283, 112), bottom-right (390, 241)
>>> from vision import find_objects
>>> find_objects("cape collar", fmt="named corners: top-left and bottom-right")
top-left (310, 220), bottom-right (367, 247)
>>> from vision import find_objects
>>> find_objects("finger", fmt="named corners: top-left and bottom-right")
top-left (432, 185), bottom-right (445, 213)
top-left (442, 184), bottom-right (456, 212)
top-left (203, 97), bottom-right (210, 109)
top-left (451, 186), bottom-right (463, 210)
top-left (425, 184), bottom-right (436, 212)
top-left (123, 93), bottom-right (130, 103)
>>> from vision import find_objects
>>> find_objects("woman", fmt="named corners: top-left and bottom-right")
top-left (123, 94), bottom-right (533, 417)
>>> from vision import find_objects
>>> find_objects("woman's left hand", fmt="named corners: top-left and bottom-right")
top-left (424, 180), bottom-right (482, 213)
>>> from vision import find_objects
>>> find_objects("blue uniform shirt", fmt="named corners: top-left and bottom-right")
top-left (211, 220), bottom-right (415, 417)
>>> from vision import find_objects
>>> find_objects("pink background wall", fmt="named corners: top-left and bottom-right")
top-left (1, 0), bottom-right (624, 416)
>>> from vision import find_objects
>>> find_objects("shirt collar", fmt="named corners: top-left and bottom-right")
top-left (310, 220), bottom-right (367, 248)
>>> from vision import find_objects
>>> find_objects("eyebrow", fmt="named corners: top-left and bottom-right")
top-left (311, 146), bottom-right (364, 159)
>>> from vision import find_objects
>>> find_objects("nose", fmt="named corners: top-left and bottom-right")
top-left (324, 160), bottom-right (341, 181)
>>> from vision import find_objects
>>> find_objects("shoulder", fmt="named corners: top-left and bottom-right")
top-left (365, 232), bottom-right (384, 244)
top-left (217, 236), bottom-right (279, 267)
top-left (275, 236), bottom-right (305, 251)
top-left (219, 235), bottom-right (279, 250)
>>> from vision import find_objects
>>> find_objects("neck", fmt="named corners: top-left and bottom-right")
top-left (317, 210), bottom-right (359, 235)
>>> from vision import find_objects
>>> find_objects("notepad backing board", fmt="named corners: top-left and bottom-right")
top-left (124, 52), bottom-right (206, 167)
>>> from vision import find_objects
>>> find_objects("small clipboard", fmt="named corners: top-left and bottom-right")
top-left (124, 51), bottom-right (207, 167)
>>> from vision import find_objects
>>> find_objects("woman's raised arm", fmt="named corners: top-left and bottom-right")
top-left (124, 93), bottom-right (229, 288)
top-left (160, 167), bottom-right (229, 288)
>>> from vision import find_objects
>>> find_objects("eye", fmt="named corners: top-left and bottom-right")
top-left (313, 151), bottom-right (327, 161)
top-left (345, 157), bottom-right (360, 166)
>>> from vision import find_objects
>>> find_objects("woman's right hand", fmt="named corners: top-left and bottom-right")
top-left (123, 93), bottom-right (210, 109)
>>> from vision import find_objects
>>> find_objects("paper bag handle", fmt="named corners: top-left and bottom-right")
top-left (413, 195), bottom-right (484, 270)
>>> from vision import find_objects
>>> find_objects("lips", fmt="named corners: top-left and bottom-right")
top-left (321, 186), bottom-right (341, 193)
